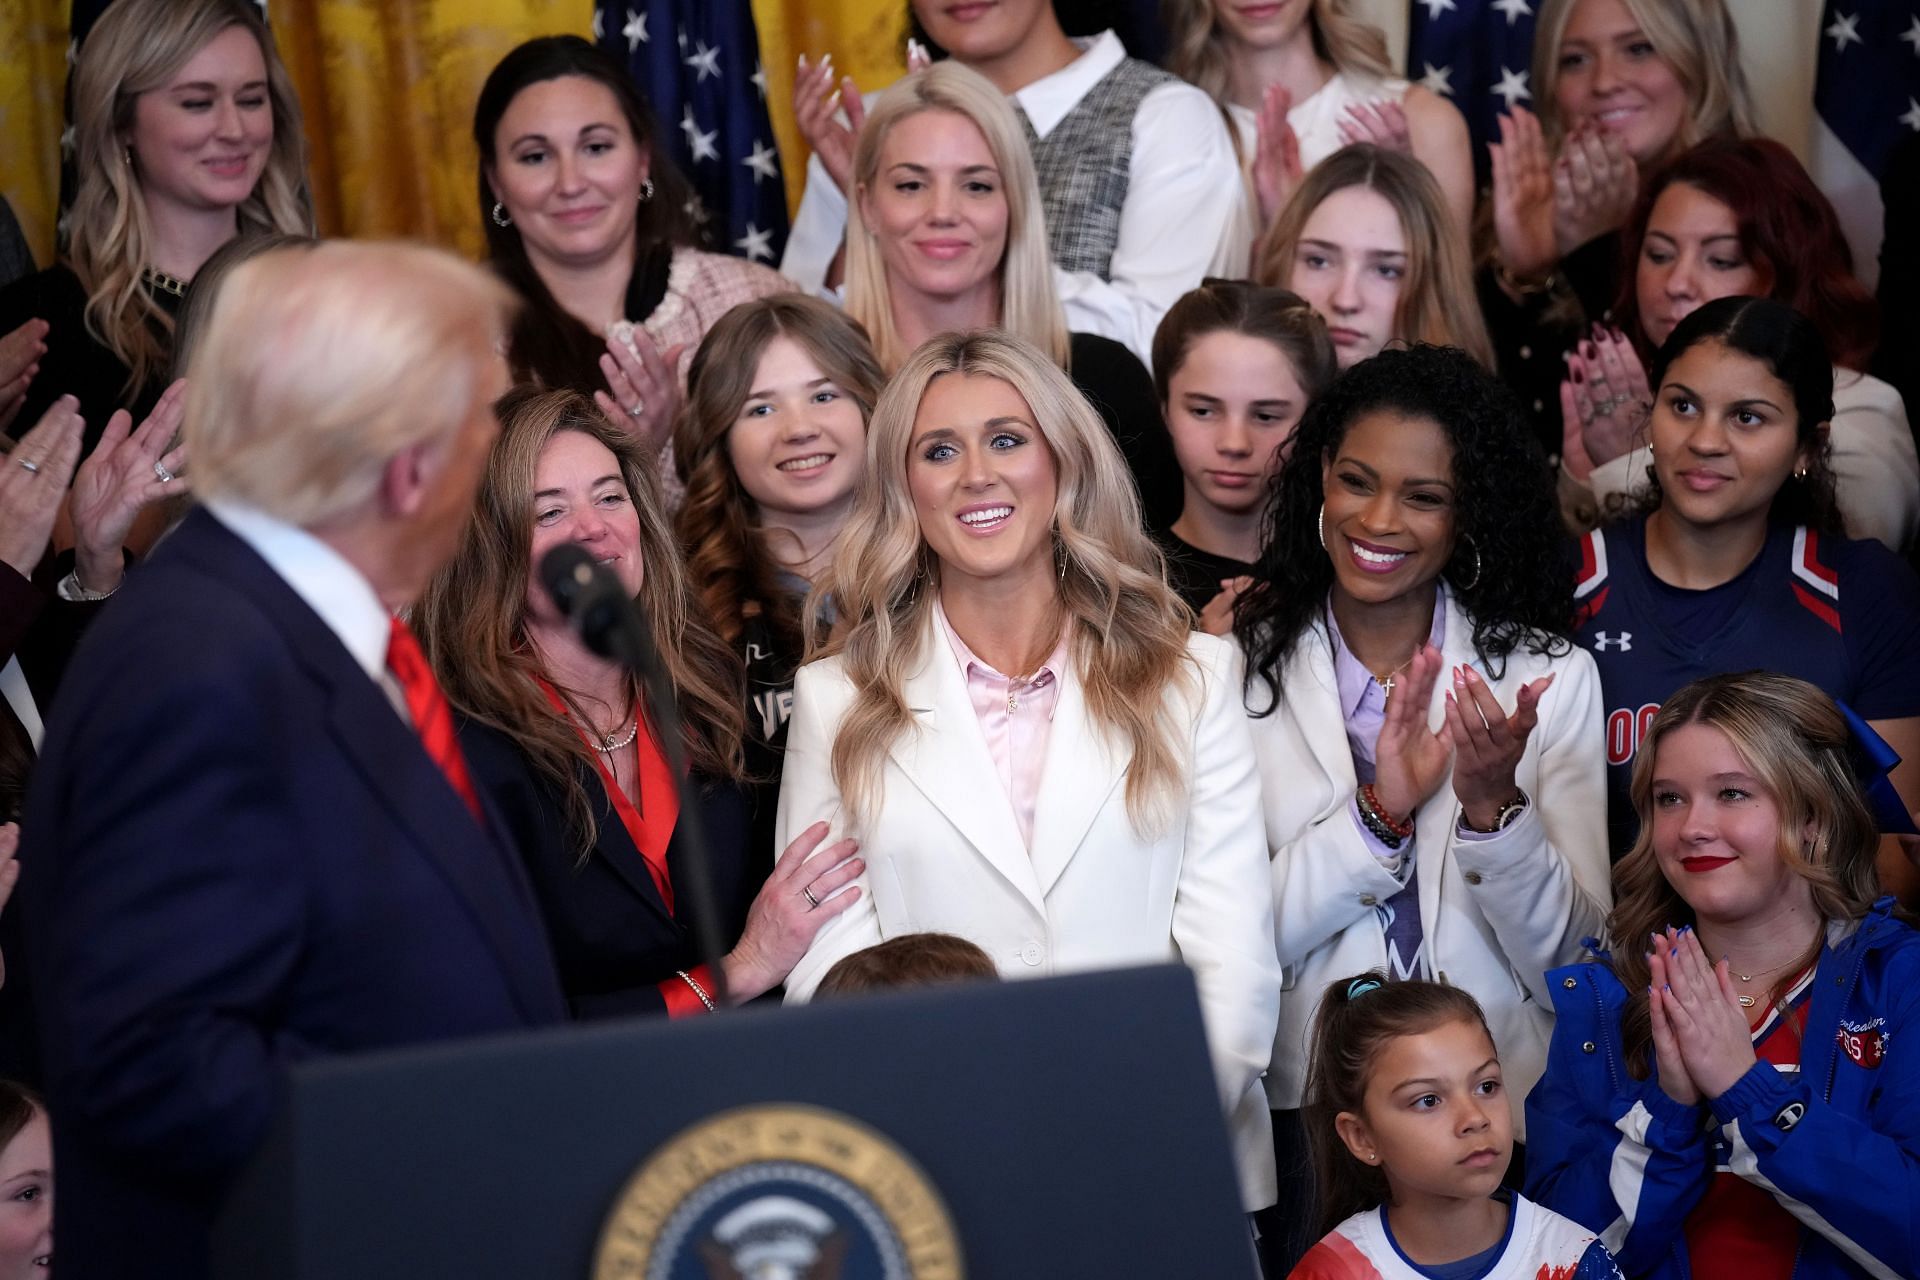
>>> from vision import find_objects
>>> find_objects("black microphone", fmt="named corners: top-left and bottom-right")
top-left (538, 544), bottom-right (634, 662)
top-left (537, 542), bottom-right (731, 1006)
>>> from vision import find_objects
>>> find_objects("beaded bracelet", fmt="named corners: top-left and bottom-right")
top-left (1357, 784), bottom-right (1415, 850)
top-left (675, 969), bottom-right (716, 1013)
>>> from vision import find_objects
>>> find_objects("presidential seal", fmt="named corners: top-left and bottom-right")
top-left (592, 1104), bottom-right (964, 1280)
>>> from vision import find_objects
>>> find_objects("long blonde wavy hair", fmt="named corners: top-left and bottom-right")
top-left (1256, 144), bottom-right (1493, 367)
top-left (67, 0), bottom-right (310, 397)
top-left (844, 62), bottom-right (1070, 373)
top-left (673, 294), bottom-right (886, 653)
top-left (1163, 0), bottom-right (1394, 107)
top-left (1531, 0), bottom-right (1754, 158)
top-left (1608, 672), bottom-right (1891, 1078)
top-left (808, 331), bottom-right (1195, 834)
top-left (416, 388), bottom-right (746, 858)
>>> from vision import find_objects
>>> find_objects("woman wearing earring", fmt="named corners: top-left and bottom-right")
top-left (1527, 671), bottom-right (1920, 1280)
top-left (473, 36), bottom-right (791, 500)
top-left (1234, 343), bottom-right (1606, 1273)
top-left (0, 0), bottom-right (310, 455)
top-left (1570, 297), bottom-right (1920, 881)
top-left (415, 388), bottom-right (864, 1018)
top-left (776, 330), bottom-right (1281, 1214)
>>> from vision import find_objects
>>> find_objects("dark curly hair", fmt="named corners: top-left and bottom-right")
top-left (1631, 295), bottom-right (1843, 535)
top-left (1236, 344), bottom-right (1574, 713)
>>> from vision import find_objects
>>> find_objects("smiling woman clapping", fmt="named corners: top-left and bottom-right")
top-left (775, 330), bottom-right (1282, 1216)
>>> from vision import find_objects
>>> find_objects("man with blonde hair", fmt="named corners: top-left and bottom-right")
top-left (21, 240), bottom-right (565, 1280)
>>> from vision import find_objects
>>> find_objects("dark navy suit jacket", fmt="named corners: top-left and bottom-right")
top-left (21, 509), bottom-right (565, 1279)
top-left (461, 719), bottom-right (761, 1020)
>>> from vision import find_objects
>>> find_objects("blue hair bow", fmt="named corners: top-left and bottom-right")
top-left (1839, 701), bottom-right (1917, 836)
top-left (1346, 977), bottom-right (1384, 1000)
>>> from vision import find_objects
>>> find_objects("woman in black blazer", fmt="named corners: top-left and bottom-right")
top-left (416, 387), bottom-right (862, 1018)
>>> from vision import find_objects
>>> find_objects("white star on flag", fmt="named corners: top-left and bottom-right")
top-left (1417, 0), bottom-right (1456, 18)
top-left (680, 104), bottom-right (720, 164)
top-left (1903, 97), bottom-right (1920, 132)
top-left (622, 9), bottom-right (648, 50)
top-left (590, 7), bottom-right (603, 40)
top-left (1418, 62), bottom-right (1454, 97)
top-left (1491, 66), bottom-right (1531, 108)
top-left (1491, 0), bottom-right (1532, 23)
top-left (735, 223), bottom-right (774, 263)
top-left (1826, 11), bottom-right (1862, 52)
top-left (676, 26), bottom-right (688, 53)
top-left (751, 60), bottom-right (769, 100)
top-left (684, 39), bottom-right (722, 83)
top-left (742, 140), bottom-right (779, 183)
top-left (1903, 15), bottom-right (1920, 54)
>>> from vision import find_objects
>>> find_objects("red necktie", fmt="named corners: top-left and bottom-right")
top-left (386, 617), bottom-right (484, 823)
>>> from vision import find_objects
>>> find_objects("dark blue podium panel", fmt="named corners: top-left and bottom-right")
top-left (214, 964), bottom-right (1257, 1278)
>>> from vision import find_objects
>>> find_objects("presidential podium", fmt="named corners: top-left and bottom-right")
top-left (212, 965), bottom-right (1258, 1278)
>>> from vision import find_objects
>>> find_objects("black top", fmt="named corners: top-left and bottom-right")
top-left (460, 717), bottom-right (764, 1020)
top-left (1160, 532), bottom-right (1254, 615)
top-left (1478, 232), bottom-right (1620, 462)
top-left (0, 264), bottom-right (178, 457)
top-left (1070, 330), bottom-right (1181, 533)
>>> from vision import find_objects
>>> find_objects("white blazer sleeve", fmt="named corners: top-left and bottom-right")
top-left (1450, 647), bottom-right (1611, 1005)
top-left (1828, 371), bottom-right (1920, 553)
top-left (776, 662), bottom-right (883, 1002)
top-left (1053, 81), bottom-right (1241, 362)
top-left (1172, 639), bottom-right (1283, 1111)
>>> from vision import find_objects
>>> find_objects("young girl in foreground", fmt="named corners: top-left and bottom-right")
top-left (1292, 974), bottom-right (1618, 1280)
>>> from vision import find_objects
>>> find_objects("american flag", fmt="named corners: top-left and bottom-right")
top-left (597, 0), bottom-right (789, 268)
top-left (1811, 0), bottom-right (1920, 289)
top-left (1404, 0), bottom-right (1541, 188)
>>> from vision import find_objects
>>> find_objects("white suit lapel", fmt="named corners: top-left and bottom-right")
top-left (1029, 667), bottom-right (1131, 898)
top-left (888, 631), bottom-right (1046, 914)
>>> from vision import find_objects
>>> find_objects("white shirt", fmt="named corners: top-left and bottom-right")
top-left (777, 32), bottom-right (1243, 362)
top-left (205, 498), bottom-right (410, 722)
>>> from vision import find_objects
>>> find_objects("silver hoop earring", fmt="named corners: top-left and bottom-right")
top-left (1452, 534), bottom-right (1483, 592)
top-left (1316, 502), bottom-right (1327, 553)
top-left (490, 201), bottom-right (512, 228)
top-left (638, 178), bottom-right (655, 204)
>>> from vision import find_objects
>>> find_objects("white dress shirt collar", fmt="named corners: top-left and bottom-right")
top-left (204, 498), bottom-right (393, 686)
top-left (1013, 30), bottom-right (1125, 139)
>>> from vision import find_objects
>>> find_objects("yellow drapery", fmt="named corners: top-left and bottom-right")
top-left (0, 1), bottom-right (906, 266)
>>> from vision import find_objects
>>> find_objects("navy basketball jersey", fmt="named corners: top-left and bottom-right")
top-left (1573, 517), bottom-right (1920, 854)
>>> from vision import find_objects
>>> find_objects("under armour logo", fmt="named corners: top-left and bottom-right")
top-left (1592, 631), bottom-right (1633, 652)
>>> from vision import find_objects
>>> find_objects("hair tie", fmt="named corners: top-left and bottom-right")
top-left (1837, 701), bottom-right (1918, 835)
top-left (1346, 977), bottom-right (1384, 1000)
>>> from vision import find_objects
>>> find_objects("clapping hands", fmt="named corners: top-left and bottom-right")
top-left (1371, 649), bottom-right (1551, 830)
top-left (1560, 326), bottom-right (1651, 482)
top-left (1648, 925), bottom-right (1758, 1104)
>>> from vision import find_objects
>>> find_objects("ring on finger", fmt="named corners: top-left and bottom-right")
top-left (802, 885), bottom-right (820, 910)
top-left (17, 457), bottom-right (40, 474)
top-left (627, 399), bottom-right (645, 419)
top-left (153, 460), bottom-right (175, 483)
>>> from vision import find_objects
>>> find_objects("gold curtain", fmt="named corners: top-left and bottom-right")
top-left (750, 0), bottom-right (906, 217)
top-left (0, 0), bottom-right (79, 269)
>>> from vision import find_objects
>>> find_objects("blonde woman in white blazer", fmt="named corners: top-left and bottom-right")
top-left (776, 331), bottom-right (1282, 1214)
top-left (1232, 344), bottom-right (1608, 1272)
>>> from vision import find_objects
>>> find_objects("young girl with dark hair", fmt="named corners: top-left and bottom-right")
top-left (1570, 297), bottom-right (1920, 868)
top-left (1527, 672), bottom-right (1920, 1280)
top-left (1236, 343), bottom-right (1608, 1272)
top-left (1151, 279), bottom-right (1336, 631)
top-left (1291, 972), bottom-right (1617, 1280)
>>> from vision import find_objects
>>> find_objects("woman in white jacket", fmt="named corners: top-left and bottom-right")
top-left (1233, 343), bottom-right (1609, 1274)
top-left (776, 330), bottom-right (1282, 1216)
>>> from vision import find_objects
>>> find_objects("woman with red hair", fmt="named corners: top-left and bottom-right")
top-left (1560, 137), bottom-right (1917, 552)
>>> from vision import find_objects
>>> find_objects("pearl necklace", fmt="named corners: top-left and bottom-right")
top-left (595, 718), bottom-right (638, 755)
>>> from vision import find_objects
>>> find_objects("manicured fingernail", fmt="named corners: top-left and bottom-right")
top-left (1680, 924), bottom-right (1692, 934)
top-left (1662, 983), bottom-right (1671, 992)
top-left (1670, 948), bottom-right (1678, 957)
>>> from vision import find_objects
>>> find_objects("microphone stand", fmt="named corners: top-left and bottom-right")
top-left (572, 584), bottom-right (734, 1010)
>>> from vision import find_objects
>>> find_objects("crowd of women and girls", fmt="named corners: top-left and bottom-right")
top-left (0, 0), bottom-right (1917, 1275)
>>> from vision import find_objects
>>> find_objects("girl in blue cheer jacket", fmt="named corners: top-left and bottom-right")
top-left (1526, 671), bottom-right (1920, 1280)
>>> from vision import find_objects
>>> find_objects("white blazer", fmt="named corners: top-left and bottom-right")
top-left (1248, 586), bottom-right (1610, 1136)
top-left (777, 624), bottom-right (1283, 1210)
